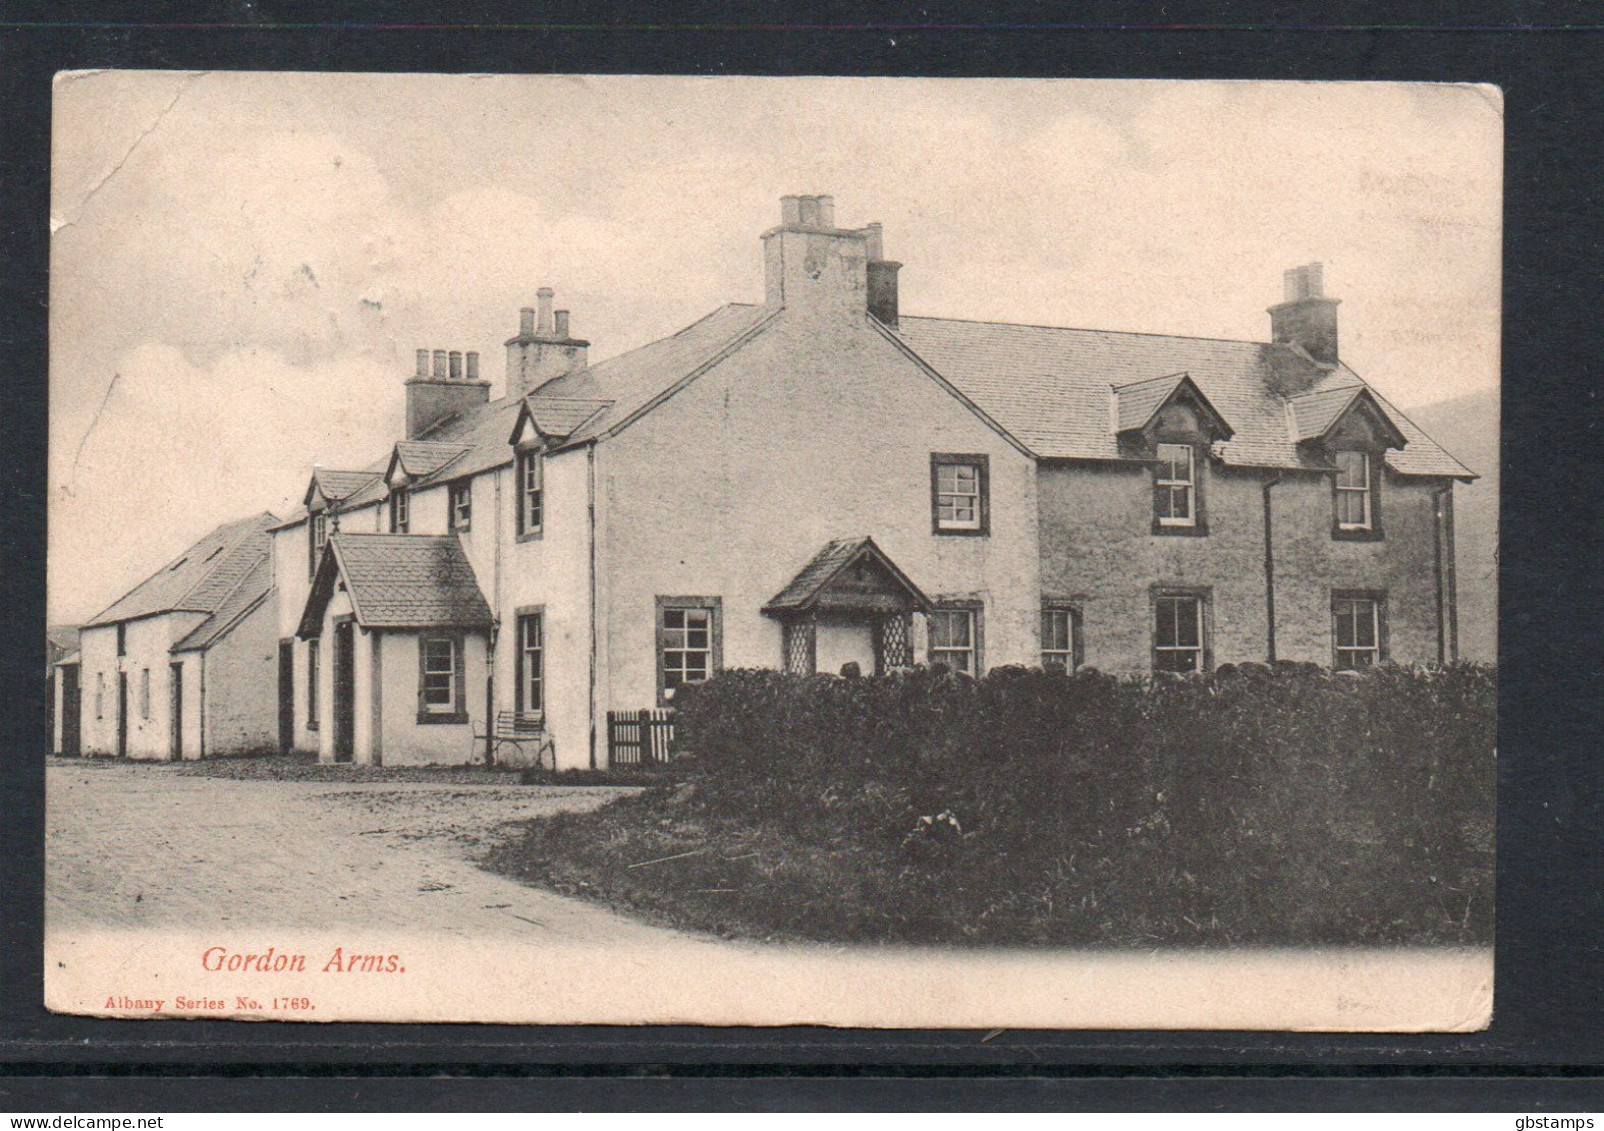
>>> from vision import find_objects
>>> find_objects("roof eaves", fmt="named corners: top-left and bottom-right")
top-left (872, 317), bottom-right (1036, 460)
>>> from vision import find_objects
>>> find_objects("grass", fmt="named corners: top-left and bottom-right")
top-left (481, 776), bottom-right (1495, 949)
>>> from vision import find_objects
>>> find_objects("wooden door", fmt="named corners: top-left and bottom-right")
top-left (332, 621), bottom-right (355, 762)
top-left (277, 640), bottom-right (295, 753)
top-left (59, 665), bottom-right (81, 757)
top-left (169, 662), bottom-right (184, 759)
top-left (116, 672), bottom-right (128, 758)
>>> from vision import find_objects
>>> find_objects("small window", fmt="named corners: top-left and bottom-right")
top-left (168, 557), bottom-right (188, 572)
top-left (449, 481), bottom-right (472, 533)
top-left (95, 672), bottom-right (105, 719)
top-left (1041, 606), bottom-right (1082, 671)
top-left (1333, 593), bottom-right (1385, 669)
top-left (1334, 450), bottom-right (1374, 532)
top-left (518, 450), bottom-right (543, 536)
top-left (1153, 594), bottom-right (1206, 672)
top-left (1154, 443), bottom-right (1196, 529)
top-left (140, 669), bottom-right (151, 720)
top-left (116, 623), bottom-right (127, 657)
top-left (308, 513), bottom-right (327, 580)
top-left (418, 634), bottom-right (462, 717)
top-left (389, 488), bottom-right (410, 534)
top-left (517, 612), bottom-right (543, 713)
top-left (929, 606), bottom-right (981, 675)
top-left (931, 454), bottom-right (989, 535)
top-left (657, 598), bottom-right (720, 704)
top-left (306, 639), bottom-right (320, 730)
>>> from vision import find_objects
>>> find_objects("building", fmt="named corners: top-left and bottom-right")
top-left (266, 193), bottom-right (1474, 770)
top-left (58, 512), bottom-right (280, 759)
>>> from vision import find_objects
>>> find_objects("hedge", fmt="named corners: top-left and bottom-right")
top-left (655, 662), bottom-right (1495, 946)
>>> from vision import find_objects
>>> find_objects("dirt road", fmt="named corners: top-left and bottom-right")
top-left (46, 758), bottom-right (686, 944)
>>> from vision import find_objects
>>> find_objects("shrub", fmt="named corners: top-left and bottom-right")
top-left (667, 661), bottom-right (1495, 945)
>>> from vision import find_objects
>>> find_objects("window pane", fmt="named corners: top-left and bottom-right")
top-left (1155, 599), bottom-right (1177, 648)
top-left (1334, 601), bottom-right (1356, 647)
top-left (1156, 648), bottom-right (1199, 673)
top-left (1354, 600), bottom-right (1377, 647)
top-left (1175, 600), bottom-right (1200, 648)
top-left (1169, 485), bottom-right (1191, 520)
top-left (1337, 450), bottom-right (1366, 488)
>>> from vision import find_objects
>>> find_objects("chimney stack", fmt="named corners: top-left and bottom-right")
top-left (864, 220), bottom-right (901, 328)
top-left (1269, 263), bottom-right (1340, 366)
top-left (763, 193), bottom-right (871, 318)
top-left (505, 289), bottom-right (589, 396)
top-left (406, 344), bottom-right (490, 439)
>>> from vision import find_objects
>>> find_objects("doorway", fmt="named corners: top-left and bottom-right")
top-left (59, 664), bottom-right (81, 756)
top-left (277, 640), bottom-right (295, 753)
top-left (116, 672), bottom-right (128, 758)
top-left (169, 662), bottom-right (184, 759)
top-left (331, 620), bottom-right (355, 762)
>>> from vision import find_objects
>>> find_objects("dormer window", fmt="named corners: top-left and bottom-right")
top-left (308, 512), bottom-right (327, 580)
top-left (449, 481), bottom-right (472, 533)
top-left (1334, 450), bottom-right (1374, 532)
top-left (389, 487), bottom-right (410, 534)
top-left (1154, 443), bottom-right (1197, 530)
top-left (517, 449), bottom-right (543, 537)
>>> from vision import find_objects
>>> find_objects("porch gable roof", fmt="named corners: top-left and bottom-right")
top-left (763, 536), bottom-right (933, 616)
top-left (297, 533), bottom-right (493, 637)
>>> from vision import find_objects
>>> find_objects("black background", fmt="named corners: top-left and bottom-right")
top-left (0, 0), bottom-right (1599, 1113)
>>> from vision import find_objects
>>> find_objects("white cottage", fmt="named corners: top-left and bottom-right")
top-left (266, 193), bottom-right (1473, 771)
top-left (61, 512), bottom-right (279, 759)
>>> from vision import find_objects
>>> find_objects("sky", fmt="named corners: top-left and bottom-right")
top-left (48, 74), bottom-right (1503, 624)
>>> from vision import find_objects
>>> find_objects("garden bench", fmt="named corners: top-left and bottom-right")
top-left (475, 710), bottom-right (554, 769)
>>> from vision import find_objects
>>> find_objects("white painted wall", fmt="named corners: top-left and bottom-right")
top-left (200, 593), bottom-right (279, 755)
top-left (75, 612), bottom-right (206, 759)
top-left (595, 307), bottom-right (1042, 764)
top-left (496, 450), bottom-right (595, 770)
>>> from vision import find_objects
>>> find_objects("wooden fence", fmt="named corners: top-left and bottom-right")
top-left (606, 709), bottom-right (676, 768)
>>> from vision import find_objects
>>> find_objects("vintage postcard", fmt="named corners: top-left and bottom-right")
top-left (45, 74), bottom-right (1499, 1029)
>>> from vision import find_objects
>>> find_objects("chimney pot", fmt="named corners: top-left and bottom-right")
top-left (864, 221), bottom-right (884, 261)
top-left (432, 349), bottom-right (447, 379)
top-left (798, 196), bottom-right (821, 227)
top-left (448, 350), bottom-right (463, 381)
top-left (780, 195), bottom-right (802, 226)
top-left (466, 351), bottom-right (479, 381)
top-left (519, 307), bottom-right (536, 337)
top-left (415, 348), bottom-right (430, 377)
top-left (817, 195), bottom-right (835, 228)
top-left (554, 310), bottom-right (570, 339)
top-left (537, 288), bottom-right (555, 336)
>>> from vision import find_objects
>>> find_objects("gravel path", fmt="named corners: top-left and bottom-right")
top-left (46, 758), bottom-right (686, 944)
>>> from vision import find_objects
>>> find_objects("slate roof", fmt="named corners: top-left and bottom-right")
top-left (515, 395), bottom-right (614, 441)
top-left (171, 556), bottom-right (273, 652)
top-left (890, 316), bottom-right (1475, 479)
top-left (86, 512), bottom-right (278, 629)
top-left (539, 303), bottom-right (775, 445)
top-left (300, 533), bottom-right (492, 635)
top-left (764, 536), bottom-right (933, 614)
top-left (308, 469), bottom-right (381, 505)
top-left (272, 297), bottom-right (1471, 541)
top-left (391, 440), bottom-right (472, 480)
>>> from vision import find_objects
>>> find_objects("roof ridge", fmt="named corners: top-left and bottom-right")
top-left (900, 311), bottom-right (1280, 349)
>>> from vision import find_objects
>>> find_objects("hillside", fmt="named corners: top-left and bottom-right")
top-left (1404, 388), bottom-right (1499, 663)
